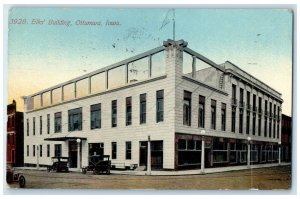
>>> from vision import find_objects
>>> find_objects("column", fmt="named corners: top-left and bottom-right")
top-left (247, 137), bottom-right (251, 168)
top-left (147, 136), bottom-right (151, 175)
top-left (77, 139), bottom-right (81, 171)
top-left (201, 137), bottom-right (205, 174)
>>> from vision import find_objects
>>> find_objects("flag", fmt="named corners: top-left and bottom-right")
top-left (159, 9), bottom-right (174, 30)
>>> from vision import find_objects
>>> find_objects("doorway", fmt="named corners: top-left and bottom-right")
top-left (68, 141), bottom-right (78, 168)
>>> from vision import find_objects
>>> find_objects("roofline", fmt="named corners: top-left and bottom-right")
top-left (224, 61), bottom-right (283, 98)
top-left (24, 45), bottom-right (165, 98)
top-left (183, 48), bottom-right (225, 72)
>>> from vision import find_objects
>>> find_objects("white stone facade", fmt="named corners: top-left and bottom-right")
top-left (23, 39), bottom-right (282, 170)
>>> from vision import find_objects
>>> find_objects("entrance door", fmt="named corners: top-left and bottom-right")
top-left (139, 141), bottom-right (148, 166)
top-left (69, 141), bottom-right (78, 168)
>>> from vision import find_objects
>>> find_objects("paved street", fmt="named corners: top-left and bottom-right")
top-left (7, 165), bottom-right (291, 190)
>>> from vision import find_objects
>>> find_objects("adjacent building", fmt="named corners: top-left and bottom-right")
top-left (7, 100), bottom-right (24, 167)
top-left (22, 39), bottom-right (283, 171)
top-left (281, 114), bottom-right (292, 162)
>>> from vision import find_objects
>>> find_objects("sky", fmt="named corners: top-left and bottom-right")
top-left (6, 7), bottom-right (293, 116)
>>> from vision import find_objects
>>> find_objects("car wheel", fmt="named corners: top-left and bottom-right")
top-left (19, 176), bottom-right (26, 188)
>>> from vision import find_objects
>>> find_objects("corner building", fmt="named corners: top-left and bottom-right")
top-left (23, 39), bottom-right (283, 171)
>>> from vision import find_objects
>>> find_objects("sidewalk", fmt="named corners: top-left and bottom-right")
top-left (15, 162), bottom-right (290, 176)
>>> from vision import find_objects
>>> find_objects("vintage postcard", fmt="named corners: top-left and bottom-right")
top-left (5, 6), bottom-right (293, 192)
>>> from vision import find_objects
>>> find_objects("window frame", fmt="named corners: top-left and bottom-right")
top-left (90, 103), bottom-right (101, 130)
top-left (140, 93), bottom-right (147, 124)
top-left (156, 90), bottom-right (164, 123)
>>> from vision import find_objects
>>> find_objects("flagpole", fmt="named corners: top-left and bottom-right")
top-left (173, 8), bottom-right (175, 41)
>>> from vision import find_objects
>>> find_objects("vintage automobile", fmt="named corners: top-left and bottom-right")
top-left (47, 156), bottom-right (69, 172)
top-left (82, 155), bottom-right (111, 175)
top-left (6, 167), bottom-right (26, 188)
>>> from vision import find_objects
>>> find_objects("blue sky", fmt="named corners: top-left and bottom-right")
top-left (7, 8), bottom-right (293, 115)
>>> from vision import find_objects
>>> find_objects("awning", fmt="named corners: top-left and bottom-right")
top-left (44, 136), bottom-right (87, 141)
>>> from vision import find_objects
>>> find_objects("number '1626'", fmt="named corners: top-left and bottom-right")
top-left (9, 19), bottom-right (27, 24)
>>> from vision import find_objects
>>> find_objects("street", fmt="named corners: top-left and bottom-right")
top-left (7, 165), bottom-right (291, 190)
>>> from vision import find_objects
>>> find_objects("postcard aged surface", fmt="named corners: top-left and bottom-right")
top-left (5, 7), bottom-right (292, 191)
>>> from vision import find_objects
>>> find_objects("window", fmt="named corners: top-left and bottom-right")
top-left (183, 91), bottom-right (192, 126)
top-left (40, 116), bottom-right (42, 135)
top-left (232, 84), bottom-right (237, 105)
top-left (221, 103), bottom-right (226, 131)
top-left (39, 145), bottom-right (42, 157)
top-left (211, 99), bottom-right (216, 129)
top-left (259, 97), bottom-right (262, 114)
top-left (33, 145), bottom-right (35, 157)
top-left (126, 97), bottom-right (132, 126)
top-left (273, 104), bottom-right (276, 138)
top-left (247, 91), bottom-right (250, 109)
top-left (246, 111), bottom-right (250, 134)
top-left (140, 94), bottom-right (147, 124)
top-left (112, 142), bottom-right (117, 159)
top-left (240, 88), bottom-right (244, 107)
top-left (112, 100), bottom-right (117, 127)
top-left (156, 90), bottom-right (164, 122)
top-left (126, 141), bottom-right (131, 160)
top-left (68, 108), bottom-right (82, 131)
top-left (258, 115), bottom-right (262, 136)
top-left (264, 116), bottom-right (268, 137)
top-left (252, 113), bottom-right (256, 135)
top-left (54, 112), bottom-right (62, 133)
top-left (198, 95), bottom-right (205, 128)
top-left (253, 94), bottom-right (257, 111)
top-left (269, 117), bottom-right (272, 138)
top-left (54, 144), bottom-right (62, 157)
top-left (33, 117), bottom-right (35, 135)
top-left (231, 108), bottom-right (236, 132)
top-left (27, 145), bottom-right (29, 156)
top-left (47, 114), bottom-right (50, 134)
top-left (91, 104), bottom-right (101, 129)
top-left (239, 109), bottom-right (243, 134)
top-left (26, 119), bottom-right (29, 136)
top-left (47, 144), bottom-right (50, 157)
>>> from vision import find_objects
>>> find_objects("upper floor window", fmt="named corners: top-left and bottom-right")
top-left (68, 108), bottom-right (82, 131)
top-left (140, 94), bottom-right (147, 124)
top-left (232, 84), bottom-right (236, 99)
top-left (198, 95), bottom-right (205, 128)
top-left (112, 100), bottom-right (117, 127)
top-left (183, 91), bottom-right (192, 126)
top-left (33, 117), bottom-right (35, 135)
top-left (211, 99), bottom-right (216, 130)
top-left (54, 112), bottom-right (62, 133)
top-left (47, 114), bottom-right (50, 134)
top-left (156, 90), bottom-right (164, 122)
top-left (221, 103), bottom-right (226, 131)
top-left (91, 104), bottom-right (101, 129)
top-left (240, 88), bottom-right (244, 106)
top-left (253, 94), bottom-right (256, 111)
top-left (26, 119), bottom-right (29, 136)
top-left (40, 116), bottom-right (42, 135)
top-left (126, 97), bottom-right (132, 126)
